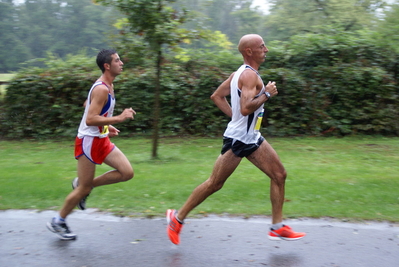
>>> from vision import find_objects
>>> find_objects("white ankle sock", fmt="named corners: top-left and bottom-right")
top-left (175, 214), bottom-right (183, 224)
top-left (54, 214), bottom-right (65, 224)
top-left (271, 222), bottom-right (283, 230)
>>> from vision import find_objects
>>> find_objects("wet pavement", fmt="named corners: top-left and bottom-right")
top-left (1, 209), bottom-right (398, 267)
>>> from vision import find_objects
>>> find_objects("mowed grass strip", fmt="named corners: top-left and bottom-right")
top-left (0, 136), bottom-right (398, 222)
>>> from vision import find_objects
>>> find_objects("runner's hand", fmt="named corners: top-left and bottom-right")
top-left (265, 81), bottom-right (278, 97)
top-left (119, 107), bottom-right (136, 122)
top-left (108, 125), bottom-right (120, 137)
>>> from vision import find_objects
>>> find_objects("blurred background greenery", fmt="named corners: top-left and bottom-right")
top-left (1, 0), bottom-right (399, 142)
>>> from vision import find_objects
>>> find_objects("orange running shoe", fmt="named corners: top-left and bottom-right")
top-left (268, 225), bottom-right (306, 241)
top-left (166, 209), bottom-right (183, 245)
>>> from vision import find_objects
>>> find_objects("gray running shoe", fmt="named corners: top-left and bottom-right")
top-left (46, 218), bottom-right (77, 240)
top-left (72, 177), bottom-right (89, 210)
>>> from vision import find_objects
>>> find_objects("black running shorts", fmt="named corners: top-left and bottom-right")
top-left (221, 136), bottom-right (265, 158)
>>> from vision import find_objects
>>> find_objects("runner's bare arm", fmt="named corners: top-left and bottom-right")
top-left (238, 70), bottom-right (267, 116)
top-left (86, 85), bottom-right (135, 126)
top-left (210, 73), bottom-right (234, 118)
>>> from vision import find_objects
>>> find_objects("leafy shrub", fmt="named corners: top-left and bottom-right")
top-left (1, 55), bottom-right (229, 138)
top-left (1, 31), bottom-right (398, 139)
top-left (261, 31), bottom-right (399, 136)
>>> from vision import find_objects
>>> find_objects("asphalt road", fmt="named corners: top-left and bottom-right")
top-left (1, 209), bottom-right (398, 267)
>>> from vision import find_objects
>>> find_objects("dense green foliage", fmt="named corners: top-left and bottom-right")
top-left (1, 54), bottom-right (229, 138)
top-left (2, 29), bottom-right (398, 138)
top-left (264, 0), bottom-right (385, 42)
top-left (1, 0), bottom-right (398, 138)
top-left (1, 54), bottom-right (97, 137)
top-left (2, 0), bottom-right (398, 72)
top-left (261, 30), bottom-right (399, 136)
top-left (0, 0), bottom-right (120, 72)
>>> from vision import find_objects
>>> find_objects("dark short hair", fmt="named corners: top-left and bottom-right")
top-left (96, 49), bottom-right (117, 73)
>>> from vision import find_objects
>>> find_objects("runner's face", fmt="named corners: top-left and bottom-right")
top-left (109, 53), bottom-right (123, 76)
top-left (252, 38), bottom-right (269, 63)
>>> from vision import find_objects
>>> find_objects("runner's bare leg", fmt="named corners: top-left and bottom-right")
top-left (246, 141), bottom-right (287, 224)
top-left (177, 150), bottom-right (242, 221)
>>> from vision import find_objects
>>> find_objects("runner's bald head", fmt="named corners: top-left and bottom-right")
top-left (238, 34), bottom-right (262, 55)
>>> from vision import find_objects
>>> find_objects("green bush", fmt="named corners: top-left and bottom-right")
top-left (309, 65), bottom-right (398, 135)
top-left (1, 56), bottom-right (229, 138)
top-left (1, 30), bottom-right (398, 138)
top-left (2, 71), bottom-right (95, 138)
top-left (261, 31), bottom-right (399, 136)
top-left (112, 63), bottom-right (230, 136)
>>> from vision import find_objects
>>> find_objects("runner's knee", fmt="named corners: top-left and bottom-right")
top-left (212, 182), bottom-right (224, 192)
top-left (77, 185), bottom-right (93, 196)
top-left (120, 168), bottom-right (134, 182)
top-left (272, 170), bottom-right (287, 186)
top-left (206, 179), bottom-right (225, 193)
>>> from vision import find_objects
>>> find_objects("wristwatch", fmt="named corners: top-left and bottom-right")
top-left (264, 91), bottom-right (271, 99)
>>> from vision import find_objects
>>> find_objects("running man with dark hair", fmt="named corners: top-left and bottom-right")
top-left (47, 49), bottom-right (136, 240)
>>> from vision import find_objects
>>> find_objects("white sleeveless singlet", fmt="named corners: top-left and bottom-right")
top-left (77, 81), bottom-right (115, 138)
top-left (223, 65), bottom-right (265, 144)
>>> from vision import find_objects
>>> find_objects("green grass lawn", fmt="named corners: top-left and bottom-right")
top-left (0, 136), bottom-right (398, 222)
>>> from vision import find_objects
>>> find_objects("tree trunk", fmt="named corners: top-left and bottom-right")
top-left (151, 48), bottom-right (162, 159)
